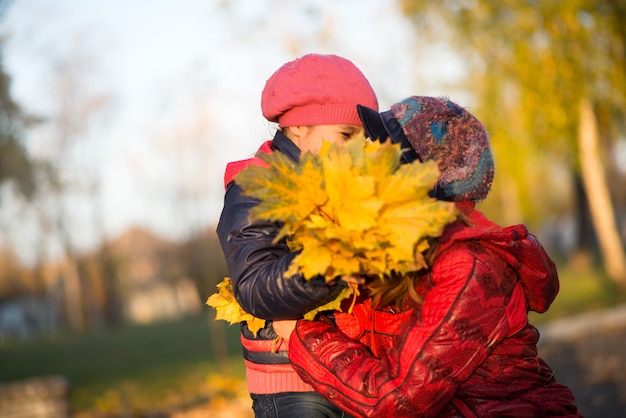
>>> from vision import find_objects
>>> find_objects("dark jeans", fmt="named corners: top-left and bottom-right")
top-left (251, 392), bottom-right (352, 418)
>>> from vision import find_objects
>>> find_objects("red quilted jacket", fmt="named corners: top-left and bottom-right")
top-left (288, 204), bottom-right (581, 417)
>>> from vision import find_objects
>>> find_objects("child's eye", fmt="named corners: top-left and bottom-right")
top-left (341, 132), bottom-right (352, 139)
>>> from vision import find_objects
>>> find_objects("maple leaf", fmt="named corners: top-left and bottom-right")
top-left (206, 278), bottom-right (266, 336)
top-left (302, 283), bottom-right (359, 320)
top-left (235, 151), bottom-right (327, 241)
top-left (320, 140), bottom-right (383, 232)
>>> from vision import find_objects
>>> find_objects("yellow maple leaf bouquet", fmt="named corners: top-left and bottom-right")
top-left (207, 136), bottom-right (458, 333)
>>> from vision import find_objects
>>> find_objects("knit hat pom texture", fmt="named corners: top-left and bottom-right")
top-left (391, 96), bottom-right (494, 202)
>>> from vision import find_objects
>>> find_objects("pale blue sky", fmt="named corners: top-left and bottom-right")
top-left (1, 0), bottom-right (465, 262)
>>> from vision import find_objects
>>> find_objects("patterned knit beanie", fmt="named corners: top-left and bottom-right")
top-left (358, 96), bottom-right (494, 202)
top-left (261, 54), bottom-right (379, 127)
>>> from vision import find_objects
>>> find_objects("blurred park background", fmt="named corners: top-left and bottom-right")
top-left (0, 0), bottom-right (625, 417)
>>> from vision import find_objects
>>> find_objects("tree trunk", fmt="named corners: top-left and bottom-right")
top-left (61, 256), bottom-right (86, 331)
top-left (569, 173), bottom-right (595, 270)
top-left (578, 98), bottom-right (626, 288)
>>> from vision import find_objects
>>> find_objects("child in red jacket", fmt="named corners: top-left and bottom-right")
top-left (274, 96), bottom-right (581, 418)
top-left (216, 53), bottom-right (378, 418)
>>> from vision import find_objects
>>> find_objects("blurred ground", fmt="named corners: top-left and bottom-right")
top-left (171, 396), bottom-right (253, 418)
top-left (169, 374), bottom-right (254, 418)
top-left (175, 304), bottom-right (626, 418)
top-left (538, 303), bottom-right (626, 418)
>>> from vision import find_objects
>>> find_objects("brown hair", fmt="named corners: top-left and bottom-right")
top-left (365, 240), bottom-right (439, 309)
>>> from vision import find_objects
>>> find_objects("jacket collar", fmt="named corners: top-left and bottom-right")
top-left (272, 130), bottom-right (302, 162)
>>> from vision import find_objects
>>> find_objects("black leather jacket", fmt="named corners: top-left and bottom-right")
top-left (216, 131), bottom-right (336, 341)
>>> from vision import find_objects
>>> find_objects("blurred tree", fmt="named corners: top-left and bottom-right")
top-left (154, 103), bottom-right (232, 370)
top-left (30, 52), bottom-right (111, 331)
top-left (401, 0), bottom-right (626, 288)
top-left (0, 246), bottom-right (35, 297)
top-left (0, 0), bottom-right (40, 202)
top-left (0, 0), bottom-right (50, 312)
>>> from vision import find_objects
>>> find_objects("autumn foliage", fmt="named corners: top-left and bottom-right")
top-left (207, 136), bottom-right (458, 333)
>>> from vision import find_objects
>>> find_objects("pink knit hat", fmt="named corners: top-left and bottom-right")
top-left (261, 54), bottom-right (379, 127)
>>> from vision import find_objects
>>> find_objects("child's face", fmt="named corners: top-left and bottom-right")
top-left (289, 124), bottom-right (364, 153)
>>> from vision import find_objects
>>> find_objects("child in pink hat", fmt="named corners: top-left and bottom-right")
top-left (216, 53), bottom-right (378, 417)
